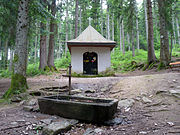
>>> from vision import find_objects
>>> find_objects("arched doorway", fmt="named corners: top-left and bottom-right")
top-left (83, 52), bottom-right (98, 75)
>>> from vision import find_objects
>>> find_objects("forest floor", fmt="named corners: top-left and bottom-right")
top-left (0, 68), bottom-right (180, 135)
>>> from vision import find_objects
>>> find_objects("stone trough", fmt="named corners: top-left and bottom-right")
top-left (38, 95), bottom-right (118, 123)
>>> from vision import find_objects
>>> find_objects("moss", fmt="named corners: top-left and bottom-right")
top-left (71, 68), bottom-right (115, 78)
top-left (44, 66), bottom-right (58, 72)
top-left (13, 54), bottom-right (19, 63)
top-left (51, 66), bottom-right (57, 72)
top-left (148, 62), bottom-right (155, 70)
top-left (50, 66), bottom-right (55, 72)
top-left (45, 66), bottom-right (57, 72)
top-left (3, 73), bottom-right (28, 99)
top-left (158, 62), bottom-right (166, 70)
top-left (44, 66), bottom-right (50, 71)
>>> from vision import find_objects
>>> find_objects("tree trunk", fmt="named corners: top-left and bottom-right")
top-left (119, 18), bottom-right (122, 51)
top-left (170, 34), bottom-right (173, 60)
top-left (1, 49), bottom-right (4, 69)
top-left (153, 0), bottom-right (159, 42)
top-left (117, 18), bottom-right (119, 41)
top-left (69, 22), bottom-right (72, 39)
top-left (0, 34), bottom-right (1, 48)
top-left (127, 32), bottom-right (130, 51)
top-left (136, 15), bottom-right (140, 51)
top-left (39, 22), bottom-right (47, 70)
top-left (132, 30), bottom-right (135, 57)
top-left (122, 20), bottom-right (125, 55)
top-left (172, 15), bottom-right (176, 45)
top-left (65, 0), bottom-right (69, 56)
top-left (47, 0), bottom-right (56, 68)
top-left (26, 37), bottom-right (29, 68)
top-left (4, 28), bottom-right (11, 69)
top-left (147, 0), bottom-right (156, 64)
top-left (57, 22), bottom-right (61, 59)
top-left (107, 3), bottom-right (110, 40)
top-left (112, 13), bottom-right (114, 41)
top-left (74, 0), bottom-right (79, 38)
top-left (46, 19), bottom-right (49, 57)
top-left (101, 0), bottom-right (103, 35)
top-left (144, 0), bottom-right (148, 44)
top-left (176, 17), bottom-right (180, 45)
top-left (0, 35), bottom-right (2, 68)
top-left (79, 8), bottom-right (82, 34)
top-left (34, 39), bottom-right (37, 63)
top-left (6, 0), bottom-right (29, 98)
top-left (34, 23), bottom-right (38, 63)
top-left (4, 38), bottom-right (9, 69)
top-left (9, 47), bottom-right (14, 72)
top-left (158, 0), bottom-right (170, 67)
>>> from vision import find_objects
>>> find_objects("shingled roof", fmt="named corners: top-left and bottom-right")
top-left (67, 25), bottom-right (116, 47)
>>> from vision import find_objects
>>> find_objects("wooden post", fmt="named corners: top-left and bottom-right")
top-left (69, 64), bottom-right (72, 95)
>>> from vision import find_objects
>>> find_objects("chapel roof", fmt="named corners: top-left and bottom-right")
top-left (67, 25), bottom-right (116, 46)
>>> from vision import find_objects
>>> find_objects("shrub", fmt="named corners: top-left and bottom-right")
top-left (55, 53), bottom-right (71, 68)
top-left (26, 63), bottom-right (49, 76)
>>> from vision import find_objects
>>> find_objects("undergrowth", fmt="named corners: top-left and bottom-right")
top-left (55, 53), bottom-right (71, 68)
top-left (111, 49), bottom-right (156, 72)
top-left (0, 48), bottom-right (179, 78)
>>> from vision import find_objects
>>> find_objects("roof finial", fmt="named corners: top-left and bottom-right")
top-left (88, 17), bottom-right (92, 26)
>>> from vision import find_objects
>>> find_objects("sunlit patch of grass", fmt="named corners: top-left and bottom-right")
top-left (111, 48), bottom-right (162, 72)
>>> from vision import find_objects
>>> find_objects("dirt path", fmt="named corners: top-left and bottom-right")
top-left (0, 70), bottom-right (180, 135)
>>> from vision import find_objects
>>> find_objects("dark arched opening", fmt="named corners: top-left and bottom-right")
top-left (83, 52), bottom-right (98, 75)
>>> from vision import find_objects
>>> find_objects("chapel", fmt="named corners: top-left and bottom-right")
top-left (67, 25), bottom-right (116, 75)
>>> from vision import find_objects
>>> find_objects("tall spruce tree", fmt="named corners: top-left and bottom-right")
top-left (4, 0), bottom-right (29, 98)
top-left (158, 0), bottom-right (170, 67)
top-left (47, 0), bottom-right (57, 69)
top-left (147, 0), bottom-right (156, 64)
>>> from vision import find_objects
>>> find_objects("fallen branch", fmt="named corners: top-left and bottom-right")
top-left (143, 109), bottom-right (169, 113)
top-left (145, 101), bottom-right (162, 107)
top-left (110, 90), bottom-right (123, 94)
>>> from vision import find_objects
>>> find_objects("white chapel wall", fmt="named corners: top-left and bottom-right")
top-left (71, 47), bottom-right (111, 73)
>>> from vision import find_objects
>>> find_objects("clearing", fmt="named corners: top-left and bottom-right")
top-left (0, 69), bottom-right (180, 135)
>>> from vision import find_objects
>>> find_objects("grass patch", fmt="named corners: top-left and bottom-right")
top-left (111, 49), bottom-right (149, 72)
top-left (26, 63), bottom-right (51, 77)
top-left (0, 97), bottom-right (11, 104)
top-left (71, 68), bottom-right (115, 77)
top-left (111, 48), bottom-right (163, 72)
top-left (71, 73), bottom-right (115, 78)
top-left (0, 98), bottom-right (6, 103)
top-left (171, 48), bottom-right (180, 58)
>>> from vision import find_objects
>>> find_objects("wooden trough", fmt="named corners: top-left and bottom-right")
top-left (38, 95), bottom-right (118, 123)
